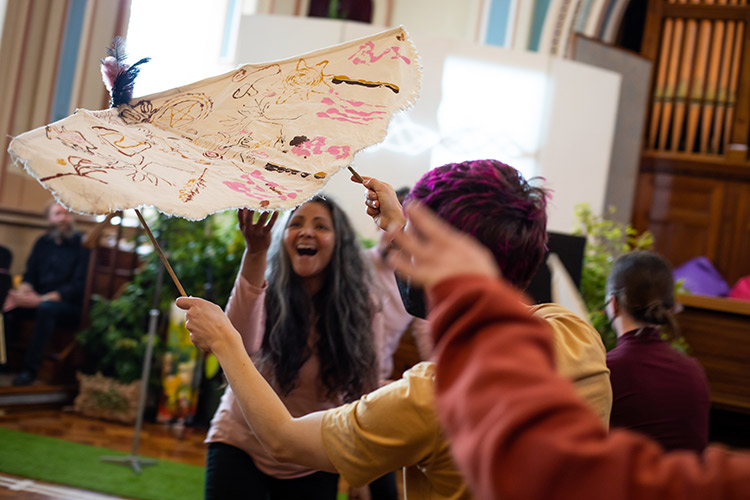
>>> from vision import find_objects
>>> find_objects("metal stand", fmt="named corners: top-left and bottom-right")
top-left (101, 261), bottom-right (165, 474)
top-left (100, 308), bottom-right (159, 473)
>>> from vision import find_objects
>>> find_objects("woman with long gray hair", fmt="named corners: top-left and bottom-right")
top-left (203, 195), bottom-right (380, 499)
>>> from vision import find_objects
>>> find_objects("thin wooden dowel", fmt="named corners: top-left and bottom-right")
top-left (134, 209), bottom-right (187, 297)
top-left (348, 166), bottom-right (365, 184)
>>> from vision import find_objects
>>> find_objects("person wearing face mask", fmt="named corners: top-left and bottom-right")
top-left (2, 201), bottom-right (90, 386)
top-left (605, 250), bottom-right (711, 452)
top-left (200, 195), bottom-right (386, 500)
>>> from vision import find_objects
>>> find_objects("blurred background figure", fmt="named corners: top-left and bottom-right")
top-left (605, 250), bottom-right (710, 452)
top-left (2, 202), bottom-right (90, 386)
top-left (0, 246), bottom-right (12, 368)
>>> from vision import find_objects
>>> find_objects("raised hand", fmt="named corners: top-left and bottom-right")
top-left (385, 202), bottom-right (500, 291)
top-left (351, 174), bottom-right (406, 231)
top-left (238, 209), bottom-right (279, 255)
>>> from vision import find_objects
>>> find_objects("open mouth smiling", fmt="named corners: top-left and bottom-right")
top-left (297, 245), bottom-right (318, 256)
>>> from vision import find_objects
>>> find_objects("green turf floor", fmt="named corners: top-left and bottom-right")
top-left (0, 427), bottom-right (204, 500)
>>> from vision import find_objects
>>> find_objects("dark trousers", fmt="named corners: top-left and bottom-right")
top-left (205, 442), bottom-right (339, 500)
top-left (3, 301), bottom-right (80, 373)
top-left (368, 471), bottom-right (398, 500)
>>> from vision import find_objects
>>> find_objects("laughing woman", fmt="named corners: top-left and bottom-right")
top-left (204, 195), bottom-right (379, 499)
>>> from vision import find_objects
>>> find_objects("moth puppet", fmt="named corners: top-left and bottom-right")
top-left (8, 28), bottom-right (421, 294)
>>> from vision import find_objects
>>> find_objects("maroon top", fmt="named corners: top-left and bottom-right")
top-left (607, 327), bottom-right (711, 452)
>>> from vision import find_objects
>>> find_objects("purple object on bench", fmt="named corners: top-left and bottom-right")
top-left (673, 257), bottom-right (730, 297)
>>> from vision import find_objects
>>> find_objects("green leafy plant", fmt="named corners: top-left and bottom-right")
top-left (572, 204), bottom-right (654, 351)
top-left (77, 211), bottom-right (246, 383)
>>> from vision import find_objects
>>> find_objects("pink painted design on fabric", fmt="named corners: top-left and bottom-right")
top-left (290, 137), bottom-right (351, 160)
top-left (326, 145), bottom-right (351, 159)
top-left (342, 99), bottom-right (365, 107)
top-left (326, 91), bottom-right (387, 109)
top-left (228, 169), bottom-right (305, 202)
top-left (291, 144), bottom-right (311, 157)
top-left (340, 106), bottom-right (386, 118)
top-left (224, 180), bottom-right (265, 200)
top-left (310, 137), bottom-right (325, 154)
top-left (347, 42), bottom-right (411, 65)
top-left (389, 46), bottom-right (411, 64)
top-left (317, 112), bottom-right (375, 124)
top-left (325, 107), bottom-right (382, 121)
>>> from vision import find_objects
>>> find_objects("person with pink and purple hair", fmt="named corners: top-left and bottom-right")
top-left (179, 159), bottom-right (612, 499)
top-left (360, 159), bottom-right (611, 417)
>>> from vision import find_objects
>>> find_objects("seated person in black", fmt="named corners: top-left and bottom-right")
top-left (0, 246), bottom-right (11, 366)
top-left (3, 202), bottom-right (90, 386)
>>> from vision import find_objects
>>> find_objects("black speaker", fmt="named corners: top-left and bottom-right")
top-left (526, 232), bottom-right (586, 304)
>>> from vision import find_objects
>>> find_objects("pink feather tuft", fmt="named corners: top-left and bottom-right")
top-left (100, 56), bottom-right (126, 92)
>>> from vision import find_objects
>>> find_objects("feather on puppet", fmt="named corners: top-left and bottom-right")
top-left (100, 36), bottom-right (151, 107)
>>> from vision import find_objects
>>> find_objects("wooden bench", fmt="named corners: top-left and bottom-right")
top-left (675, 294), bottom-right (750, 414)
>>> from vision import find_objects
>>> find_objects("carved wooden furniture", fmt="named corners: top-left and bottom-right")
top-left (676, 294), bottom-right (750, 413)
top-left (635, 1), bottom-right (750, 414)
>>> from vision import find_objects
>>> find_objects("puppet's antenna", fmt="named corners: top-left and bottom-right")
top-left (134, 209), bottom-right (187, 297)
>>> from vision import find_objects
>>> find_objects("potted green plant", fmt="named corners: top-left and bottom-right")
top-left (572, 204), bottom-right (654, 351)
top-left (75, 211), bottom-right (245, 423)
top-left (573, 204), bottom-right (691, 353)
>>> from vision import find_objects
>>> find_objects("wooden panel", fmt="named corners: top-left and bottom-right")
top-left (675, 294), bottom-right (750, 413)
top-left (641, 173), bottom-right (725, 266)
top-left (718, 182), bottom-right (750, 284)
top-left (634, 169), bottom-right (750, 285)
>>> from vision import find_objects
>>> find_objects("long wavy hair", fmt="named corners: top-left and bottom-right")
top-left (258, 195), bottom-right (377, 402)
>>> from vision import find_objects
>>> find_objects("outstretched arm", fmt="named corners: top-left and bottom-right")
top-left (176, 296), bottom-right (336, 472)
top-left (386, 203), bottom-right (750, 500)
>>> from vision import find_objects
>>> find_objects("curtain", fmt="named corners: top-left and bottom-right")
top-left (0, 0), bottom-right (131, 209)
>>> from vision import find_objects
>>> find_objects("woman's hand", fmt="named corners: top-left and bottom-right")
top-left (238, 209), bottom-right (279, 255)
top-left (175, 296), bottom-right (242, 355)
top-left (351, 175), bottom-right (406, 232)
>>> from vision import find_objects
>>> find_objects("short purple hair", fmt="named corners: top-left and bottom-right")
top-left (406, 159), bottom-right (549, 289)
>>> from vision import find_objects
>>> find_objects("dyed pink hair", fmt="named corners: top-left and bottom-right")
top-left (407, 159), bottom-right (549, 289)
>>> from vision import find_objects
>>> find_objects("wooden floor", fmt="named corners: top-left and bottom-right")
top-left (0, 408), bottom-right (208, 500)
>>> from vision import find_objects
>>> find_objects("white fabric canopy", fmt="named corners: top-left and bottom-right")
top-left (9, 27), bottom-right (421, 219)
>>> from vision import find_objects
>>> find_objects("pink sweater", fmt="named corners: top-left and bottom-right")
top-left (430, 275), bottom-right (750, 500)
top-left (207, 259), bottom-right (411, 478)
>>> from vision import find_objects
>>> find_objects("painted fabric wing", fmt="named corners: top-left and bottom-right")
top-left (8, 27), bottom-right (420, 219)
